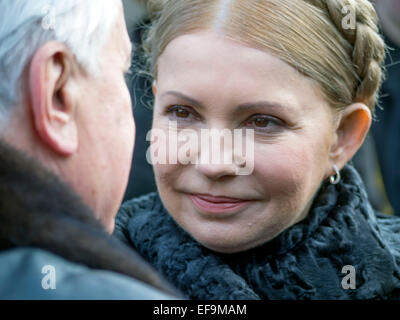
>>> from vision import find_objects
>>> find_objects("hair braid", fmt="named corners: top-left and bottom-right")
top-left (306, 0), bottom-right (386, 110)
top-left (147, 0), bottom-right (169, 19)
top-left (143, 0), bottom-right (386, 112)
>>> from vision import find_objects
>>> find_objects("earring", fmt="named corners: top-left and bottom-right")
top-left (329, 165), bottom-right (341, 185)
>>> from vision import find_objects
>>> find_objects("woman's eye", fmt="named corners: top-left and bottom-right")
top-left (166, 105), bottom-right (197, 120)
top-left (244, 115), bottom-right (283, 131)
top-left (254, 117), bottom-right (271, 128)
top-left (175, 107), bottom-right (190, 118)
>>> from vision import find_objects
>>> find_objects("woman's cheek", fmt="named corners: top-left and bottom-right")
top-left (253, 143), bottom-right (317, 205)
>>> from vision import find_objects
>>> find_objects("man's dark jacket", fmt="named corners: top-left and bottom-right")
top-left (0, 141), bottom-right (177, 299)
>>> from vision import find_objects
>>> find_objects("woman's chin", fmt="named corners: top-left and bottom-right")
top-left (191, 233), bottom-right (266, 254)
top-left (200, 242), bottom-right (248, 254)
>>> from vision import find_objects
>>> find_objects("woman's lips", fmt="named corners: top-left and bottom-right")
top-left (188, 194), bottom-right (253, 214)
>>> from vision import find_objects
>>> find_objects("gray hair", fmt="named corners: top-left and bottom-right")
top-left (0, 0), bottom-right (120, 123)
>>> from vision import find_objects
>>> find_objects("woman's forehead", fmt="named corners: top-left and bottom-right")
top-left (156, 31), bottom-right (328, 115)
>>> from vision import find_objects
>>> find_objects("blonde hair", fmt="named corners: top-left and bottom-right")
top-left (144, 0), bottom-right (386, 112)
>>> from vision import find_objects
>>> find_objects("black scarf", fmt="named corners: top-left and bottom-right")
top-left (0, 140), bottom-right (179, 297)
top-left (116, 165), bottom-right (400, 299)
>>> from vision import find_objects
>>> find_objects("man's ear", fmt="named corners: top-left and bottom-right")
top-left (329, 103), bottom-right (372, 172)
top-left (29, 41), bottom-right (79, 156)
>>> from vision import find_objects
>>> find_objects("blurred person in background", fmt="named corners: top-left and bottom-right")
top-left (122, 0), bottom-right (157, 200)
top-left (0, 0), bottom-right (177, 299)
top-left (372, 0), bottom-right (400, 215)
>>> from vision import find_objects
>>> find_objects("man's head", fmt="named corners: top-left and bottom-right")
top-left (0, 0), bottom-right (135, 233)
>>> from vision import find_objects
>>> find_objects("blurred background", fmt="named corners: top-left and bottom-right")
top-left (122, 0), bottom-right (157, 200)
top-left (122, 0), bottom-right (400, 216)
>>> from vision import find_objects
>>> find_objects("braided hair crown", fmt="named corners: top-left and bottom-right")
top-left (306, 0), bottom-right (386, 110)
top-left (144, 0), bottom-right (386, 111)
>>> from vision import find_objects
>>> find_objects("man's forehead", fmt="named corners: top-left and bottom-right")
top-left (126, 39), bottom-right (133, 56)
top-left (123, 36), bottom-right (133, 67)
top-left (122, 14), bottom-right (133, 59)
top-left (113, 10), bottom-right (133, 68)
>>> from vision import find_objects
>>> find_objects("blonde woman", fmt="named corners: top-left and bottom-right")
top-left (115, 0), bottom-right (400, 299)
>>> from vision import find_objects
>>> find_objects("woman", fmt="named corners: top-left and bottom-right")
top-left (115, 0), bottom-right (400, 299)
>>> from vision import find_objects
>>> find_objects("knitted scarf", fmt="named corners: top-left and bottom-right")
top-left (115, 165), bottom-right (400, 299)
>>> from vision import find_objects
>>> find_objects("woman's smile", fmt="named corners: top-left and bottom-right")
top-left (188, 193), bottom-right (255, 216)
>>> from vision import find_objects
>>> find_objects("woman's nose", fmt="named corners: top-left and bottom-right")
top-left (192, 128), bottom-right (249, 179)
top-left (195, 162), bottom-right (238, 180)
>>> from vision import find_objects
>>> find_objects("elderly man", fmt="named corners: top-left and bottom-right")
top-left (0, 0), bottom-right (177, 299)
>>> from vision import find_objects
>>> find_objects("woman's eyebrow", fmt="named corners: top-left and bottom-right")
top-left (161, 91), bottom-right (205, 109)
top-left (161, 90), bottom-right (291, 112)
top-left (234, 101), bottom-right (290, 113)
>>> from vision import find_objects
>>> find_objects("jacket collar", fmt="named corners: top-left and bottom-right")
top-left (0, 140), bottom-right (179, 296)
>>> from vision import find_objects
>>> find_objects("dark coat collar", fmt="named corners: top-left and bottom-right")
top-left (0, 140), bottom-right (178, 296)
top-left (117, 165), bottom-right (400, 299)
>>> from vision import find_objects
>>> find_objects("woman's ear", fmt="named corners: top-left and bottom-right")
top-left (29, 41), bottom-right (79, 157)
top-left (329, 103), bottom-right (372, 170)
